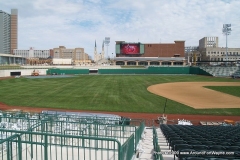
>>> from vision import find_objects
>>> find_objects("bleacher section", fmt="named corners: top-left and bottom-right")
top-left (160, 124), bottom-right (240, 160)
top-left (200, 66), bottom-right (239, 77)
top-left (232, 67), bottom-right (240, 78)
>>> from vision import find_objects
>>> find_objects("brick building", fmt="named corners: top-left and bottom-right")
top-left (114, 40), bottom-right (186, 66)
top-left (185, 37), bottom-right (240, 66)
top-left (53, 46), bottom-right (91, 65)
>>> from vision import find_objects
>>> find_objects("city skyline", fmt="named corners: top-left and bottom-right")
top-left (0, 0), bottom-right (240, 58)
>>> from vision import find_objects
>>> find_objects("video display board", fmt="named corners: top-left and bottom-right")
top-left (120, 43), bottom-right (140, 54)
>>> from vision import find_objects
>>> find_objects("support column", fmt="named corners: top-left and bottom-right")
top-left (159, 61), bottom-right (162, 66)
top-left (148, 61), bottom-right (150, 66)
top-left (124, 61), bottom-right (127, 66)
top-left (171, 61), bottom-right (174, 66)
top-left (136, 61), bottom-right (139, 66)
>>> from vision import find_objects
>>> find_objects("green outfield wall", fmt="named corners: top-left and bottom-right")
top-left (189, 66), bottom-right (212, 76)
top-left (98, 67), bottom-right (190, 74)
top-left (46, 68), bottom-right (89, 75)
top-left (46, 67), bottom-right (211, 76)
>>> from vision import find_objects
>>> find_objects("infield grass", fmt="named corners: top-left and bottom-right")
top-left (0, 75), bottom-right (240, 115)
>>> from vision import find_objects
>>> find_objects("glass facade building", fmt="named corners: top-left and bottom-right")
top-left (0, 9), bottom-right (18, 54)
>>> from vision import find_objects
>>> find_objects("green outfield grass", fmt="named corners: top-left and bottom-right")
top-left (0, 75), bottom-right (240, 115)
top-left (205, 86), bottom-right (240, 98)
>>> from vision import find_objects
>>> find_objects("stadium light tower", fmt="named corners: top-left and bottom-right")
top-left (222, 24), bottom-right (232, 65)
top-left (104, 37), bottom-right (110, 63)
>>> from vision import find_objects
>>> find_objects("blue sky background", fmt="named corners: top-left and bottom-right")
top-left (1, 0), bottom-right (239, 58)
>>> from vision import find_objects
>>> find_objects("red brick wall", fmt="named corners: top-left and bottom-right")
top-left (142, 41), bottom-right (185, 57)
top-left (49, 49), bottom-right (54, 57)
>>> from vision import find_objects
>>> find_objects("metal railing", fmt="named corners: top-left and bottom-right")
top-left (1, 130), bottom-right (123, 160)
top-left (0, 111), bottom-right (146, 160)
top-left (0, 134), bottom-right (22, 160)
top-left (152, 127), bottom-right (163, 160)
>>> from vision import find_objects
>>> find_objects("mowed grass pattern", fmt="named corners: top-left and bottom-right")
top-left (0, 75), bottom-right (240, 115)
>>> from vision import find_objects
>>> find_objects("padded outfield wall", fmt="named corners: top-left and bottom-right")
top-left (189, 66), bottom-right (212, 75)
top-left (46, 67), bottom-right (211, 76)
top-left (46, 68), bottom-right (89, 75)
top-left (99, 67), bottom-right (190, 74)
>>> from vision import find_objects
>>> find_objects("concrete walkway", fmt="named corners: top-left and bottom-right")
top-left (135, 127), bottom-right (174, 160)
top-left (135, 127), bottom-right (154, 160)
top-left (157, 128), bottom-right (174, 160)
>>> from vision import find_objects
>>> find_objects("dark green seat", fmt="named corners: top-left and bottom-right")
top-left (173, 144), bottom-right (191, 159)
top-left (217, 141), bottom-right (231, 146)
top-left (225, 145), bottom-right (240, 151)
top-left (170, 140), bottom-right (186, 150)
top-left (177, 149), bottom-right (196, 160)
top-left (191, 145), bottom-right (208, 150)
top-left (187, 140), bottom-right (202, 145)
top-left (208, 158), bottom-right (228, 160)
top-left (201, 141), bottom-right (216, 145)
top-left (168, 136), bottom-right (182, 146)
top-left (208, 145), bottom-right (225, 151)
top-left (183, 157), bottom-right (206, 160)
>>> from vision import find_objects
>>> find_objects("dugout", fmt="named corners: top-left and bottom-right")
top-left (10, 71), bottom-right (21, 76)
top-left (89, 69), bottom-right (98, 74)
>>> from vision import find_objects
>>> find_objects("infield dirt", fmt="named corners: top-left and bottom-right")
top-left (147, 82), bottom-right (240, 109)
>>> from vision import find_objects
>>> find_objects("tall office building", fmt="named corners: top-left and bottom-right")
top-left (0, 9), bottom-right (18, 54)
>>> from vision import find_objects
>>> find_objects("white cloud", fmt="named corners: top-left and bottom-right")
top-left (1, 0), bottom-right (239, 58)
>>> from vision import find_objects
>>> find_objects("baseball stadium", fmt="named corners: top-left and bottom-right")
top-left (0, 41), bottom-right (240, 160)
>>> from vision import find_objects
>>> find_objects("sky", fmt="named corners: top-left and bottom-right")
top-left (1, 0), bottom-right (240, 59)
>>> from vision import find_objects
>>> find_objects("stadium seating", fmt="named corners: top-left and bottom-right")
top-left (231, 66), bottom-right (240, 78)
top-left (183, 157), bottom-right (205, 160)
top-left (200, 66), bottom-right (239, 77)
top-left (160, 124), bottom-right (240, 159)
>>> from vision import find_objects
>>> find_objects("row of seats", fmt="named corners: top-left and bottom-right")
top-left (200, 66), bottom-right (240, 77)
top-left (160, 124), bottom-right (240, 160)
